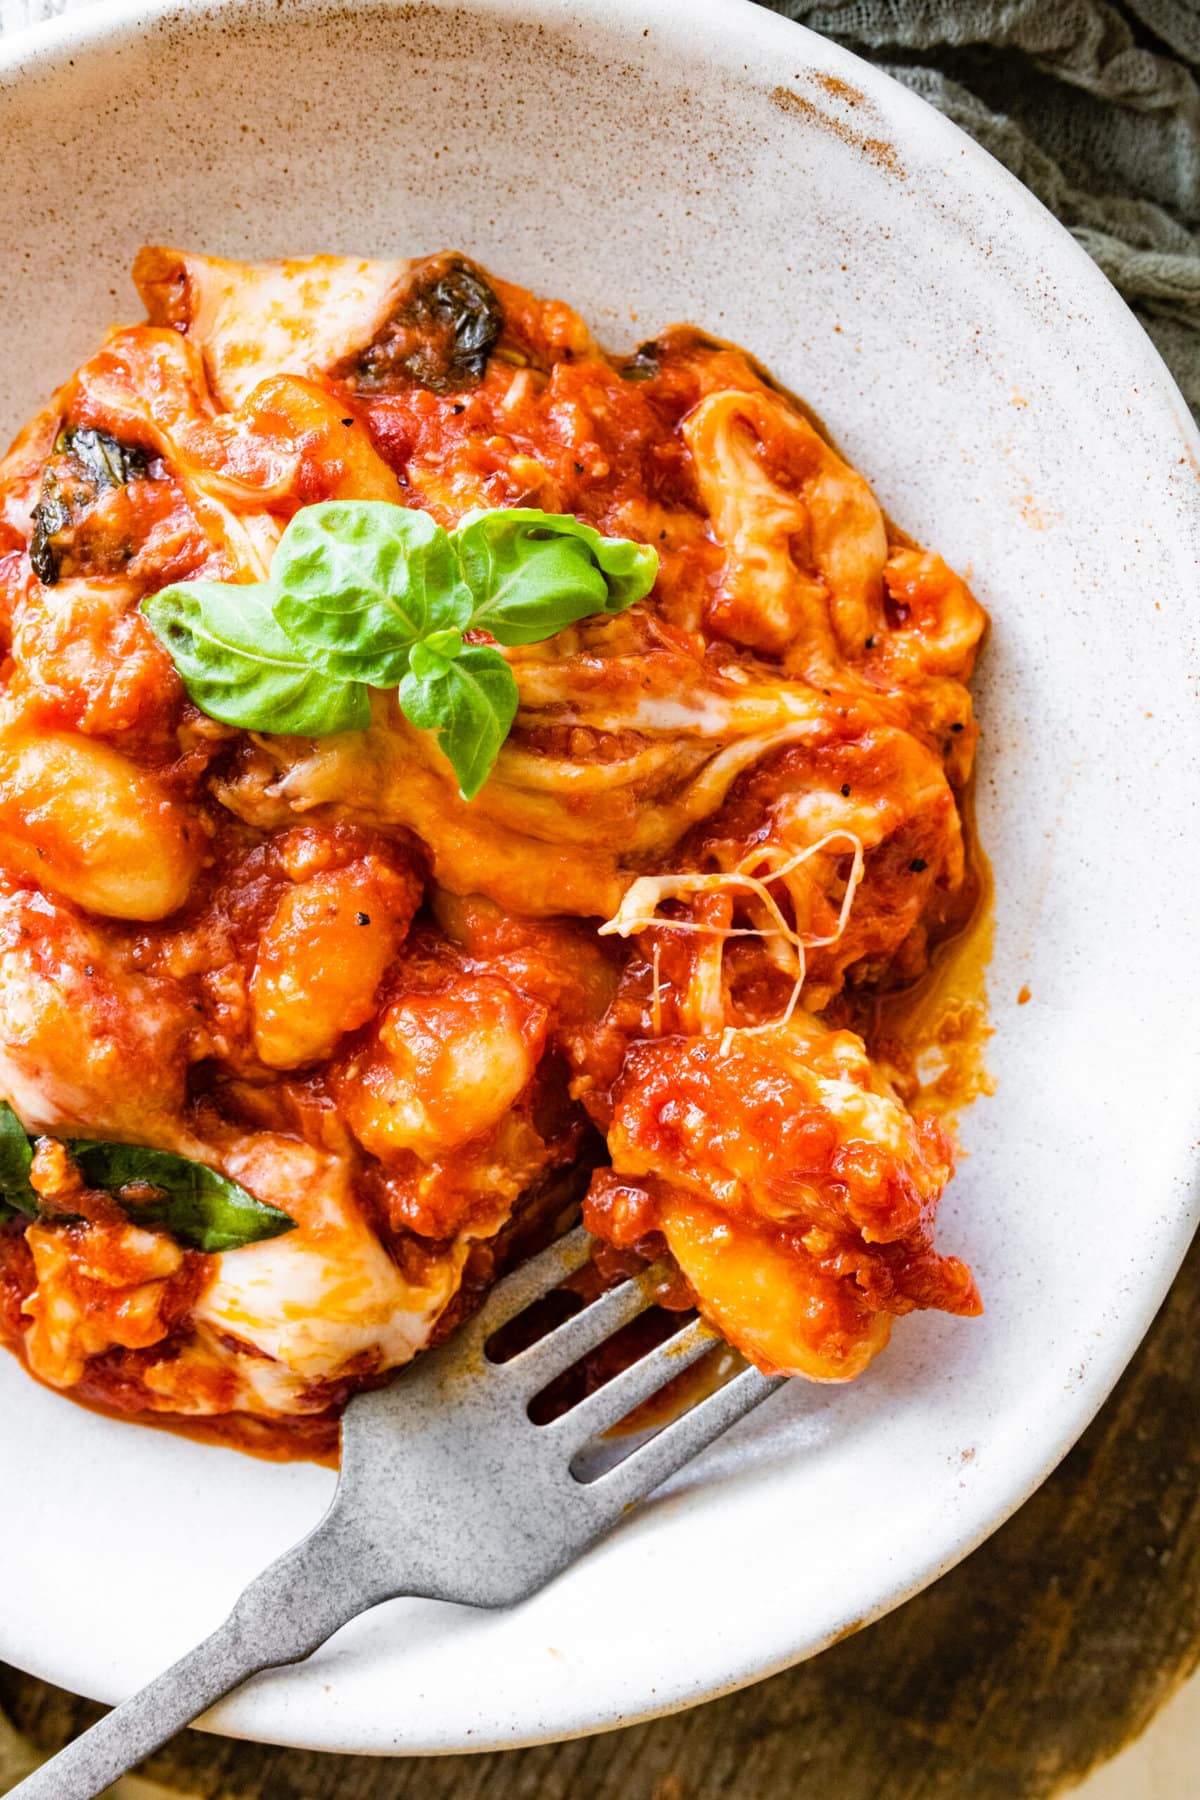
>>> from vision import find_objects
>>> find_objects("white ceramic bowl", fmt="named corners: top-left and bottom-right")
top-left (1, 0), bottom-right (1198, 1756)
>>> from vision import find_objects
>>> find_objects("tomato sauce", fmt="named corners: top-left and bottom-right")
top-left (0, 250), bottom-right (989, 1454)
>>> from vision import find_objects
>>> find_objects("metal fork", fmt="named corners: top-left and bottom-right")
top-left (9, 1225), bottom-right (784, 1798)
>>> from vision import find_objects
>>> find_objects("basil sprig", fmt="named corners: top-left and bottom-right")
top-left (142, 502), bottom-right (657, 801)
top-left (0, 1101), bottom-right (295, 1254)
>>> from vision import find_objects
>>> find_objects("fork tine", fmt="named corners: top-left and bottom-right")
top-left (506, 1268), bottom-right (658, 1389)
top-left (472, 1223), bottom-right (595, 1337)
top-left (581, 1365), bottom-right (786, 1515)
top-left (544, 1314), bottom-right (722, 1448)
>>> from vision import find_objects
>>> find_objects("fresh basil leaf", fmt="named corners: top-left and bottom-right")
top-left (422, 626), bottom-right (464, 660)
top-left (0, 1101), bottom-right (36, 1219)
top-left (143, 580), bottom-right (370, 736)
top-left (69, 1141), bottom-right (296, 1255)
top-left (272, 501), bottom-right (472, 685)
top-left (408, 640), bottom-right (453, 683)
top-left (453, 508), bottom-right (658, 645)
top-left (398, 644), bottom-right (518, 800)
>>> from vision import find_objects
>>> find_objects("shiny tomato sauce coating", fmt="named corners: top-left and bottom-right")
top-left (0, 248), bottom-right (986, 1453)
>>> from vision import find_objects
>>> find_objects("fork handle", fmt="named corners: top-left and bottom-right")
top-left (8, 1513), bottom-right (395, 1800)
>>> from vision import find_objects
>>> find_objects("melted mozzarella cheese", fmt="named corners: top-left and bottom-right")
top-left (194, 1228), bottom-right (459, 1381)
top-left (683, 387), bottom-right (887, 667)
top-left (133, 247), bottom-right (419, 409)
top-left (191, 1133), bottom-right (461, 1382)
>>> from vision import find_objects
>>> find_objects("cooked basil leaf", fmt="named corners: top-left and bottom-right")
top-left (453, 508), bottom-right (658, 644)
top-left (64, 427), bottom-right (148, 493)
top-left (142, 579), bottom-right (370, 736)
top-left (398, 643), bottom-right (518, 800)
top-left (0, 1101), bottom-right (36, 1219)
top-left (350, 257), bottom-right (505, 395)
top-left (69, 1141), bottom-right (296, 1254)
top-left (29, 473), bottom-right (73, 586)
top-left (423, 262), bottom-right (505, 388)
top-left (30, 427), bottom-right (149, 587)
top-left (0, 1098), bottom-right (295, 1252)
top-left (272, 501), bottom-right (472, 686)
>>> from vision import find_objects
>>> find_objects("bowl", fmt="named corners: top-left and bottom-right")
top-left (1, 0), bottom-right (1199, 1756)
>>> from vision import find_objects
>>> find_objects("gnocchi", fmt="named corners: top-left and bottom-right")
top-left (338, 974), bottom-right (547, 1162)
top-left (0, 730), bottom-right (203, 919)
top-left (251, 858), bottom-right (420, 1068)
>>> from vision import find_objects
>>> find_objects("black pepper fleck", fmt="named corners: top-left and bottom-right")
top-left (864, 636), bottom-right (874, 649)
top-left (452, 403), bottom-right (465, 415)
top-left (950, 722), bottom-right (964, 733)
top-left (573, 462), bottom-right (584, 474)
top-left (356, 911), bottom-right (371, 926)
top-left (909, 858), bottom-right (928, 873)
top-left (340, 417), bottom-right (354, 426)
top-left (840, 784), bottom-right (851, 797)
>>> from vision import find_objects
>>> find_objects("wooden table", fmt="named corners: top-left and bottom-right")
top-left (5, 1231), bottom-right (1198, 1800)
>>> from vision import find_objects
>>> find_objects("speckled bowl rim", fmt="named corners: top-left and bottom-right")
top-left (0, 0), bottom-right (1198, 1756)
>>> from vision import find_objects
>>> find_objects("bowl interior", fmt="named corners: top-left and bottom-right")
top-left (1, 0), bottom-right (1199, 1754)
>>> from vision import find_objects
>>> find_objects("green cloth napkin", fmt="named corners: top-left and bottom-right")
top-left (763, 0), bottom-right (1200, 415)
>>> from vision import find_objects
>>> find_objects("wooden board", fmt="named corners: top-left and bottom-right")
top-left (4, 1232), bottom-right (1199, 1800)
